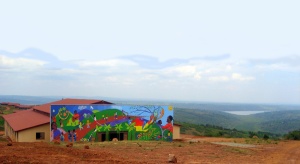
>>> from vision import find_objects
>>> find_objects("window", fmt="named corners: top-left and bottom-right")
top-left (36, 132), bottom-right (45, 140)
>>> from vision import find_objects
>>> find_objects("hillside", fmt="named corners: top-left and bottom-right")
top-left (0, 95), bottom-right (59, 105)
top-left (175, 108), bottom-right (300, 134)
top-left (174, 108), bottom-right (241, 129)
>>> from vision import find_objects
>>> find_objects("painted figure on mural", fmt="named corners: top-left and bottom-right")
top-left (86, 120), bottom-right (90, 128)
top-left (73, 110), bottom-right (80, 121)
top-left (162, 115), bottom-right (173, 133)
top-left (162, 115), bottom-right (173, 141)
top-left (51, 122), bottom-right (66, 141)
top-left (79, 122), bottom-right (83, 130)
top-left (157, 120), bottom-right (162, 126)
top-left (60, 120), bottom-right (64, 128)
top-left (114, 112), bottom-right (118, 119)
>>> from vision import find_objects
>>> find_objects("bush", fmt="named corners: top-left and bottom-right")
top-left (0, 116), bottom-right (4, 130)
top-left (263, 134), bottom-right (269, 140)
top-left (285, 130), bottom-right (300, 140)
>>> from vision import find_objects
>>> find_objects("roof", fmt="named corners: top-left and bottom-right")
top-left (3, 98), bottom-right (113, 132)
top-left (33, 98), bottom-right (113, 114)
top-left (2, 109), bottom-right (50, 132)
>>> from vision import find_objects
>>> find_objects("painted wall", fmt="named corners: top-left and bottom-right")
top-left (4, 121), bottom-right (16, 141)
top-left (18, 124), bottom-right (50, 142)
top-left (173, 125), bottom-right (181, 139)
top-left (50, 105), bottom-right (173, 142)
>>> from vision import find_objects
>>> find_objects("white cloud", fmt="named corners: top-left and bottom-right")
top-left (0, 55), bottom-right (45, 70)
top-left (231, 73), bottom-right (255, 81)
top-left (77, 59), bottom-right (137, 67)
top-left (194, 73), bottom-right (202, 80)
top-left (174, 65), bottom-right (197, 76)
top-left (209, 76), bottom-right (230, 82)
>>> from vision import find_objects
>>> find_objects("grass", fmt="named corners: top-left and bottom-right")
top-left (224, 147), bottom-right (252, 155)
top-left (244, 138), bottom-right (280, 145)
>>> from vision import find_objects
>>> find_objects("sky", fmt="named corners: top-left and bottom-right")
top-left (0, 0), bottom-right (300, 104)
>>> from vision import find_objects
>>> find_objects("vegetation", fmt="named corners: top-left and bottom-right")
top-left (0, 105), bottom-right (5, 114)
top-left (0, 116), bottom-right (4, 131)
top-left (176, 121), bottom-right (281, 139)
top-left (0, 105), bottom-right (6, 131)
top-left (175, 107), bottom-right (300, 134)
top-left (284, 130), bottom-right (300, 140)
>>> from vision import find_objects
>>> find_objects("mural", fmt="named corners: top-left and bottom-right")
top-left (50, 105), bottom-right (173, 142)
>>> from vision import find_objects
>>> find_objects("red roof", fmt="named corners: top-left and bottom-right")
top-left (3, 98), bottom-right (113, 132)
top-left (33, 98), bottom-right (113, 114)
top-left (2, 109), bottom-right (49, 132)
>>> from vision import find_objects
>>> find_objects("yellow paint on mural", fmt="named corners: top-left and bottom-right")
top-left (168, 106), bottom-right (173, 111)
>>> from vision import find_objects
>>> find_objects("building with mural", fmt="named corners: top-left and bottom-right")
top-left (50, 105), bottom-right (174, 142)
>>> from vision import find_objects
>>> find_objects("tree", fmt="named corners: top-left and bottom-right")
top-left (263, 134), bottom-right (269, 140)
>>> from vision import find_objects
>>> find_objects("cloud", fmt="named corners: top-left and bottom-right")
top-left (249, 55), bottom-right (300, 71)
top-left (208, 73), bottom-right (255, 82)
top-left (231, 73), bottom-right (255, 81)
top-left (0, 48), bottom-right (75, 69)
top-left (208, 76), bottom-right (230, 82)
top-left (77, 59), bottom-right (136, 68)
top-left (119, 54), bottom-right (230, 69)
top-left (0, 55), bottom-right (45, 70)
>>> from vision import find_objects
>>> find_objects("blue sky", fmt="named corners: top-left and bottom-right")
top-left (0, 0), bottom-right (299, 104)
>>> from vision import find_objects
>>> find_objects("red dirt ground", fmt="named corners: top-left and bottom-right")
top-left (0, 133), bottom-right (299, 164)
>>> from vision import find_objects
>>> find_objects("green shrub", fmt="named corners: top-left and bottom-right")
top-left (285, 130), bottom-right (300, 140)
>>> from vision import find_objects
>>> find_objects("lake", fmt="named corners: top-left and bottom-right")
top-left (225, 111), bottom-right (265, 115)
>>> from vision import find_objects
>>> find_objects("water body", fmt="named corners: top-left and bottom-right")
top-left (225, 111), bottom-right (265, 115)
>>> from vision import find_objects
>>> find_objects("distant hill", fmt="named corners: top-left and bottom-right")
top-left (174, 108), bottom-right (242, 129)
top-left (175, 108), bottom-right (300, 134)
top-left (0, 95), bottom-right (60, 105)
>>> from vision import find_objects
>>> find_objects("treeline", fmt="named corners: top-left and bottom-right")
top-left (176, 121), bottom-right (281, 139)
top-left (284, 130), bottom-right (300, 140)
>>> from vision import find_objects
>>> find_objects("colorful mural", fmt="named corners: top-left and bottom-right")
top-left (50, 105), bottom-right (173, 142)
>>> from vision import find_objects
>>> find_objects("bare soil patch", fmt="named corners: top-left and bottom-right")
top-left (0, 133), bottom-right (299, 163)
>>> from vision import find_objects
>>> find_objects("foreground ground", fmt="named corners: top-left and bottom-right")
top-left (0, 133), bottom-right (299, 164)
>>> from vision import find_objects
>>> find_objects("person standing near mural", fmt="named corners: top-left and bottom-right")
top-left (60, 132), bottom-right (65, 142)
top-left (68, 130), bottom-right (73, 142)
top-left (73, 129), bottom-right (77, 142)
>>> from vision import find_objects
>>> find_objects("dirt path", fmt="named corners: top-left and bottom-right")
top-left (263, 141), bottom-right (300, 164)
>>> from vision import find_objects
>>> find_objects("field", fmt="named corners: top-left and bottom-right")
top-left (1, 133), bottom-right (299, 164)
